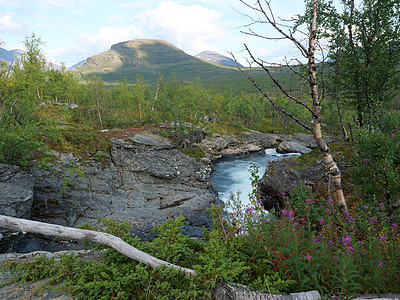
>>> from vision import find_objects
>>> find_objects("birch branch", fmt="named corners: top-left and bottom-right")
top-left (0, 215), bottom-right (197, 276)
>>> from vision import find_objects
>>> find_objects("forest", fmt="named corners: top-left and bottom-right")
top-left (0, 0), bottom-right (400, 298)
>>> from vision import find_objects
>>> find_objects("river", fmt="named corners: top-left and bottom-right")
top-left (211, 148), bottom-right (300, 207)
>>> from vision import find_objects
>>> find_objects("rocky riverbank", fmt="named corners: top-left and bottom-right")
top-left (0, 129), bottom-right (341, 252)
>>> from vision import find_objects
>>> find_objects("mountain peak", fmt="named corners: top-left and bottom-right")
top-left (195, 50), bottom-right (242, 67)
top-left (79, 38), bottom-right (195, 71)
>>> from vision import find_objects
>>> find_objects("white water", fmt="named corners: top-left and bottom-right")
top-left (211, 149), bottom-right (300, 207)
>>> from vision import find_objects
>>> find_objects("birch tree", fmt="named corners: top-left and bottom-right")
top-left (234, 0), bottom-right (348, 211)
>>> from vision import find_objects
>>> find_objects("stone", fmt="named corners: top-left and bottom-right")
top-left (276, 141), bottom-right (312, 154)
top-left (197, 130), bottom-right (279, 160)
top-left (26, 133), bottom-right (218, 246)
top-left (258, 158), bottom-right (326, 212)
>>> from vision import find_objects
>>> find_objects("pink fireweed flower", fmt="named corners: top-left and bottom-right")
top-left (369, 217), bottom-right (377, 224)
top-left (363, 205), bottom-right (368, 210)
top-left (305, 199), bottom-right (312, 204)
top-left (328, 240), bottom-right (334, 246)
top-left (347, 216), bottom-right (356, 223)
top-left (356, 241), bottom-right (363, 245)
top-left (319, 219), bottom-right (325, 225)
top-left (380, 202), bottom-right (385, 207)
top-left (342, 235), bottom-right (352, 245)
top-left (327, 198), bottom-right (333, 204)
top-left (346, 246), bottom-right (355, 253)
top-left (379, 236), bottom-right (385, 242)
top-left (378, 261), bottom-right (384, 267)
top-left (304, 254), bottom-right (312, 262)
top-left (311, 236), bottom-right (318, 242)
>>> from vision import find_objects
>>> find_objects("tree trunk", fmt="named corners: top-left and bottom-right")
top-left (0, 215), bottom-right (196, 276)
top-left (308, 0), bottom-right (348, 211)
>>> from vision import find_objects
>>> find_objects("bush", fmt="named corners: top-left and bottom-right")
top-left (350, 114), bottom-right (400, 219)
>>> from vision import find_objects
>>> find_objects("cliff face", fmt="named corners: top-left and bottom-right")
top-left (0, 133), bottom-right (218, 251)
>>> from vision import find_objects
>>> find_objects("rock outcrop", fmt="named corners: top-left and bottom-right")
top-left (0, 133), bottom-right (218, 252)
top-left (196, 130), bottom-right (280, 160)
top-left (29, 134), bottom-right (217, 240)
top-left (0, 164), bottom-right (35, 242)
top-left (258, 158), bottom-right (326, 212)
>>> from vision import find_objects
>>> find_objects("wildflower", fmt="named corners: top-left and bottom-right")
top-left (380, 202), bottom-right (385, 207)
top-left (343, 211), bottom-right (349, 216)
top-left (341, 235), bottom-right (352, 245)
top-left (356, 241), bottom-right (363, 245)
top-left (363, 205), bottom-right (368, 210)
top-left (379, 236), bottom-right (385, 242)
top-left (304, 254), bottom-right (312, 262)
top-left (378, 261), bottom-right (384, 268)
top-left (305, 199), bottom-right (312, 204)
top-left (347, 216), bottom-right (356, 223)
top-left (327, 198), bottom-right (333, 204)
top-left (293, 180), bottom-right (297, 184)
top-left (368, 217), bottom-right (377, 224)
top-left (328, 240), bottom-right (334, 246)
top-left (319, 219), bottom-right (325, 225)
top-left (346, 246), bottom-right (355, 253)
top-left (258, 199), bottom-right (262, 204)
top-left (311, 236), bottom-right (318, 242)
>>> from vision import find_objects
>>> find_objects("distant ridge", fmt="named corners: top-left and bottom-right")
top-left (0, 47), bottom-right (24, 64)
top-left (68, 59), bottom-right (86, 71)
top-left (75, 39), bottom-right (198, 72)
top-left (195, 50), bottom-right (242, 67)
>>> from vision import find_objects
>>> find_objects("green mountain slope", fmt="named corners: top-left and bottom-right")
top-left (71, 39), bottom-right (275, 92)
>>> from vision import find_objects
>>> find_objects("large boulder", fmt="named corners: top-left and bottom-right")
top-left (276, 141), bottom-right (312, 154)
top-left (0, 164), bottom-right (34, 220)
top-left (29, 133), bottom-right (218, 241)
top-left (0, 164), bottom-right (35, 244)
top-left (197, 130), bottom-right (279, 160)
top-left (258, 158), bottom-right (326, 212)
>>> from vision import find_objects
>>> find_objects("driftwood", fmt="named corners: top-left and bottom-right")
top-left (0, 215), bottom-right (326, 300)
top-left (0, 215), bottom-right (196, 276)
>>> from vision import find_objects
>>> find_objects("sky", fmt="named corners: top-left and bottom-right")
top-left (0, 0), bottom-right (312, 68)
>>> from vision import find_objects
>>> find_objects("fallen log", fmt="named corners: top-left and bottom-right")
top-left (0, 215), bottom-right (196, 276)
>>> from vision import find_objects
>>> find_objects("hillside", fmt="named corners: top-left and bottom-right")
top-left (195, 50), bottom-right (243, 67)
top-left (0, 47), bottom-right (24, 64)
top-left (71, 39), bottom-right (274, 92)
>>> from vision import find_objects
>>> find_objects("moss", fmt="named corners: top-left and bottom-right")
top-left (292, 141), bottom-right (354, 169)
top-left (178, 147), bottom-right (206, 161)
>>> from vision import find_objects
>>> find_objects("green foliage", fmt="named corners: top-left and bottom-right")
top-left (178, 147), bottom-right (205, 161)
top-left (350, 114), bottom-right (400, 219)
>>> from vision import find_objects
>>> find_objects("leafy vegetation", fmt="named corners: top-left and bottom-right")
top-left (0, 1), bottom-right (400, 294)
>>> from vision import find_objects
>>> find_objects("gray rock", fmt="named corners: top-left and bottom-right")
top-left (197, 130), bottom-right (279, 160)
top-left (276, 141), bottom-right (312, 154)
top-left (0, 164), bottom-right (35, 241)
top-left (258, 158), bottom-right (326, 212)
top-left (27, 134), bottom-right (218, 242)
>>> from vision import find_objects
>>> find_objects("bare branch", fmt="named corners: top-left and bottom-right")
top-left (230, 51), bottom-right (312, 132)
top-left (243, 44), bottom-right (315, 116)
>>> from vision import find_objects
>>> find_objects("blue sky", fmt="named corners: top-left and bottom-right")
top-left (1, 0), bottom-right (314, 67)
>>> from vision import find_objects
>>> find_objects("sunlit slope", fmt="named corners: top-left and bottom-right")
top-left (72, 39), bottom-right (292, 92)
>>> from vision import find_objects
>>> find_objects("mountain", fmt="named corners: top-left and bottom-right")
top-left (0, 47), bottom-right (24, 64)
top-left (195, 50), bottom-right (243, 67)
top-left (70, 38), bottom-right (278, 92)
top-left (67, 59), bottom-right (87, 71)
top-left (71, 39), bottom-right (247, 88)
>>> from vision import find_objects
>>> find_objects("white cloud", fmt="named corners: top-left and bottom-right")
top-left (0, 13), bottom-right (26, 34)
top-left (135, 1), bottom-right (229, 55)
top-left (60, 1), bottom-right (229, 65)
